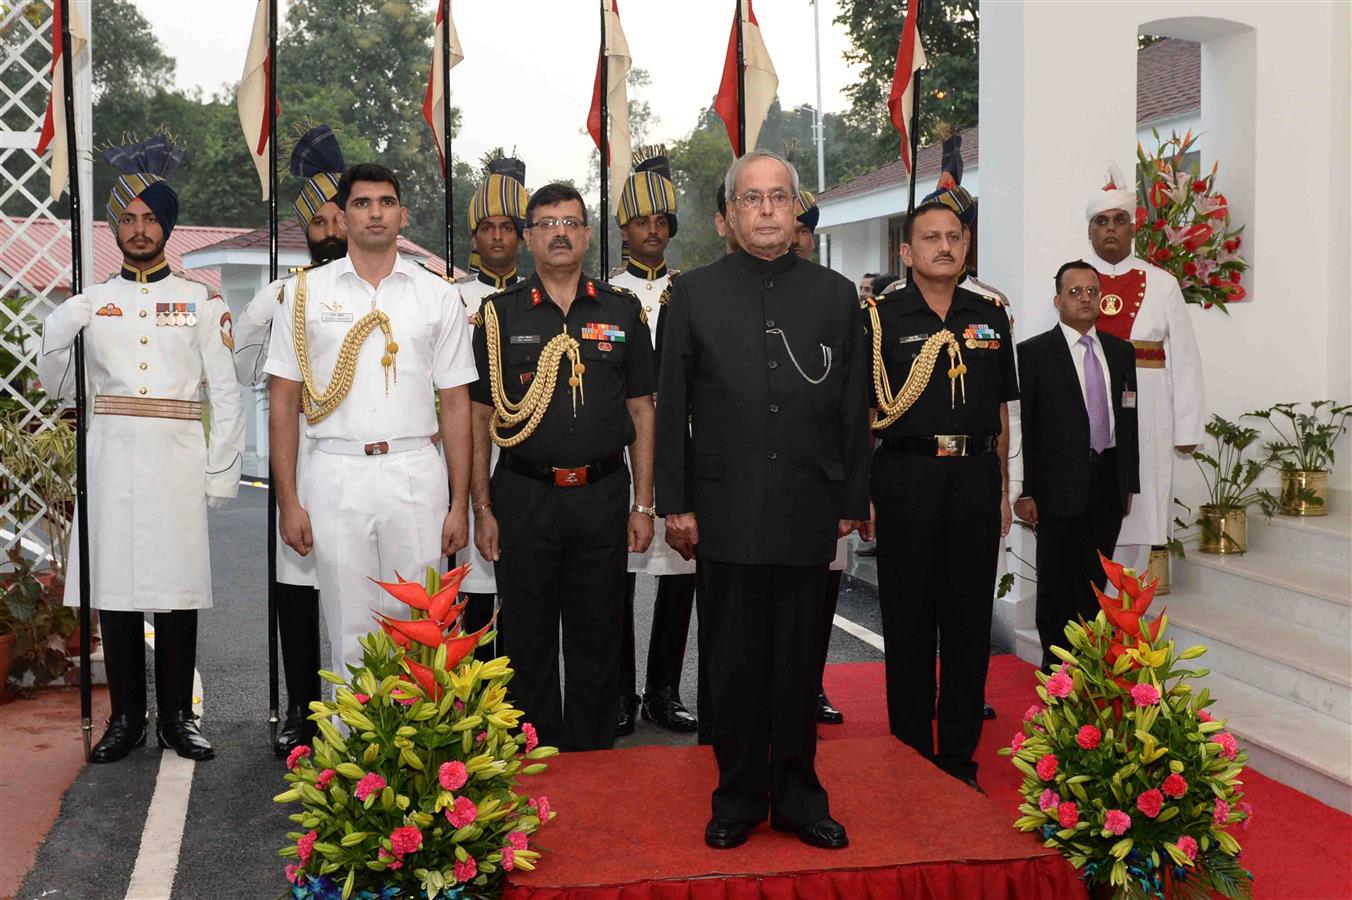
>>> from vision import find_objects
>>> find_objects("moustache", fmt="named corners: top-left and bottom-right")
top-left (549, 238), bottom-right (572, 250)
top-left (934, 254), bottom-right (955, 262)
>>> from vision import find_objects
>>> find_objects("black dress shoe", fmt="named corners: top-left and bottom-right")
top-left (273, 707), bottom-right (316, 757)
top-left (642, 688), bottom-right (698, 732)
top-left (616, 694), bottom-right (639, 737)
top-left (90, 714), bottom-right (147, 764)
top-left (774, 815), bottom-right (849, 850)
top-left (816, 692), bottom-right (844, 725)
top-left (983, 702), bottom-right (997, 720)
top-left (962, 776), bottom-right (987, 795)
top-left (704, 816), bottom-right (752, 849)
top-left (157, 713), bottom-right (215, 761)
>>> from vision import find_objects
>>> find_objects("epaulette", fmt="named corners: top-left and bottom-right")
top-left (966, 275), bottom-right (1009, 308)
top-left (175, 271), bottom-right (213, 291)
top-left (659, 270), bottom-right (679, 306)
top-left (607, 265), bottom-right (626, 279)
top-left (453, 272), bottom-right (477, 285)
top-left (287, 259), bottom-right (332, 276)
top-left (594, 280), bottom-right (647, 325)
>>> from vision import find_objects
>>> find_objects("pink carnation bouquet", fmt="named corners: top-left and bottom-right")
top-left (275, 566), bottom-right (558, 897)
top-left (999, 554), bottom-right (1253, 898)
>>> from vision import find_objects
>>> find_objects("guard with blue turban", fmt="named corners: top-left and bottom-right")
top-left (38, 133), bottom-right (244, 763)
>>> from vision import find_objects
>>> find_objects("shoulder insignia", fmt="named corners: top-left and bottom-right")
top-left (667, 268), bottom-right (681, 278)
top-left (607, 265), bottom-right (625, 279)
top-left (453, 272), bottom-right (477, 285)
top-left (175, 271), bottom-right (213, 293)
top-left (416, 259), bottom-right (455, 283)
top-left (659, 286), bottom-right (671, 307)
top-left (219, 309), bottom-right (235, 350)
top-left (287, 259), bottom-right (334, 276)
top-left (598, 282), bottom-right (639, 300)
top-left (638, 305), bottom-right (649, 326)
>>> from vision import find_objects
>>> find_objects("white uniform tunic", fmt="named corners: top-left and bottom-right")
top-left (610, 262), bottom-right (697, 578)
top-left (264, 255), bottom-right (477, 672)
top-left (38, 268), bottom-right (244, 611)
top-left (1087, 251), bottom-right (1205, 547)
top-left (451, 269), bottom-right (520, 595)
top-left (235, 273), bottom-right (317, 588)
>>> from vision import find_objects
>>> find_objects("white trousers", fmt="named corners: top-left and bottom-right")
top-left (307, 442), bottom-right (448, 675)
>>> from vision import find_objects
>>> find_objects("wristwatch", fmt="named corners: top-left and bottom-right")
top-left (630, 503), bottom-right (657, 519)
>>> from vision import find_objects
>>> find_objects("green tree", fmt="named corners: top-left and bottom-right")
top-left (834, 0), bottom-right (979, 167)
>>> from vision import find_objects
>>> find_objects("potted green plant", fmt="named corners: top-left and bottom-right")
top-left (1000, 554), bottom-right (1253, 898)
top-left (1244, 401), bottom-right (1350, 517)
top-left (277, 566), bottom-right (558, 898)
top-left (1168, 416), bottom-right (1277, 556)
top-left (0, 413), bottom-right (77, 581)
top-left (1, 546), bottom-right (77, 694)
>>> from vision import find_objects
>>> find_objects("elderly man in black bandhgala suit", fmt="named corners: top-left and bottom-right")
top-left (656, 149), bottom-right (870, 852)
top-left (1015, 260), bottom-right (1140, 670)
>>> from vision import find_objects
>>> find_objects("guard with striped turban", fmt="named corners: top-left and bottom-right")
top-left (608, 146), bottom-right (697, 737)
top-left (791, 188), bottom-right (819, 259)
top-left (38, 133), bottom-right (244, 763)
top-left (455, 155), bottom-right (529, 655)
top-left (232, 122), bottom-right (349, 756)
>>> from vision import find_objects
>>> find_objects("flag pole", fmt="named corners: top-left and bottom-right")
top-left (265, 0), bottom-right (281, 746)
top-left (441, 0), bottom-right (453, 273)
top-left (735, 0), bottom-right (746, 157)
top-left (903, 0), bottom-right (925, 284)
top-left (57, 0), bottom-right (91, 762)
top-left (598, 2), bottom-right (610, 276)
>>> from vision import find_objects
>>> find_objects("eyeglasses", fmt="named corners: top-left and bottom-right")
top-left (735, 189), bottom-right (793, 210)
top-left (1062, 286), bottom-right (1102, 299)
top-left (529, 216), bottom-right (586, 231)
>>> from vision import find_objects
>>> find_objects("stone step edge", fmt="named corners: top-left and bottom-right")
top-left (1156, 593), bottom-right (1352, 688)
top-left (1175, 548), bottom-right (1350, 606)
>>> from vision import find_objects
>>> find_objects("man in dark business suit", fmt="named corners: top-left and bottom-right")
top-left (1014, 260), bottom-right (1140, 670)
top-left (657, 149), bottom-right (870, 852)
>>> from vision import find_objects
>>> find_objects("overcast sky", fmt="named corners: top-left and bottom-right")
top-left (136, 0), bottom-right (862, 189)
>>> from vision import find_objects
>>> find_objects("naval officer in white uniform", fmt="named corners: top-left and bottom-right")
top-left (265, 163), bottom-right (477, 676)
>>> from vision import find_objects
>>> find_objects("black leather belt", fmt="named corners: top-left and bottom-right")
top-left (882, 434), bottom-right (998, 457)
top-left (501, 451), bottom-right (624, 487)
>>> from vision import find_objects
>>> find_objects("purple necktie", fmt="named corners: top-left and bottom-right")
top-left (1079, 334), bottom-right (1111, 453)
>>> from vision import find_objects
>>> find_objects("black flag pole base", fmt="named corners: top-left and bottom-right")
top-left (269, 709), bottom-right (280, 745)
top-left (82, 718), bottom-right (93, 762)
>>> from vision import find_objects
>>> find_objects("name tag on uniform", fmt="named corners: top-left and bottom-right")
top-left (898, 333), bottom-right (930, 344)
top-left (510, 334), bottom-right (541, 344)
top-left (321, 311), bottom-right (354, 323)
top-left (1122, 390), bottom-right (1137, 409)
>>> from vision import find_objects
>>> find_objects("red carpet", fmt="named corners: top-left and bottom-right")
top-left (818, 657), bottom-right (1352, 900)
top-left (505, 734), bottom-right (1082, 899)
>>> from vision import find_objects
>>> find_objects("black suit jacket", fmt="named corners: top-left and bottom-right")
top-left (1017, 326), bottom-right (1140, 517)
top-left (655, 250), bottom-right (870, 566)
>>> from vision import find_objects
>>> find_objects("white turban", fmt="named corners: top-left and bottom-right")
top-left (1086, 161), bottom-right (1136, 221)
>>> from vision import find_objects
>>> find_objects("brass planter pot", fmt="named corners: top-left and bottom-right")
top-left (1279, 469), bottom-right (1330, 517)
top-left (1148, 546), bottom-right (1170, 594)
top-left (1199, 505), bottom-right (1247, 555)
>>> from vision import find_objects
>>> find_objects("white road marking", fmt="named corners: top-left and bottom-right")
top-left (123, 628), bottom-right (204, 899)
top-left (833, 613), bottom-right (885, 653)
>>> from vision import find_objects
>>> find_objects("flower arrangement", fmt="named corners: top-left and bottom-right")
top-left (1135, 130), bottom-right (1248, 313)
top-left (1001, 553), bottom-right (1253, 898)
top-left (276, 565), bottom-right (557, 899)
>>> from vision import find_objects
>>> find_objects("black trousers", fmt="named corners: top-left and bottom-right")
top-left (462, 592), bottom-right (502, 659)
top-left (493, 464), bottom-right (629, 752)
top-left (819, 569), bottom-right (843, 690)
top-left (621, 572), bottom-right (698, 697)
top-left (276, 582), bottom-right (320, 713)
top-left (1034, 454), bottom-right (1123, 671)
top-left (873, 448), bottom-right (1001, 782)
top-left (701, 559), bottom-right (829, 826)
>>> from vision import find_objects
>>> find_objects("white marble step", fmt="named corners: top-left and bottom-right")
top-left (1172, 547), bottom-right (1351, 636)
top-left (1157, 592), bottom-right (1352, 723)
top-left (1189, 671), bottom-right (1352, 815)
top-left (1246, 501), bottom-right (1351, 573)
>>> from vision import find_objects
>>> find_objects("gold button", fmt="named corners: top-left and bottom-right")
top-left (141, 288), bottom-right (149, 294)
top-left (138, 387), bottom-right (147, 395)
top-left (140, 336), bottom-right (148, 344)
top-left (139, 362), bottom-right (148, 370)
top-left (139, 309), bottom-right (147, 318)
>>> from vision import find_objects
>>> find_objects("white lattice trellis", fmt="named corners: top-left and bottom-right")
top-left (1, 0), bottom-right (92, 560)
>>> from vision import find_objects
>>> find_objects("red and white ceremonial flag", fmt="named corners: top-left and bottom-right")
top-left (422, 0), bottom-right (465, 175)
top-left (238, 0), bottom-right (273, 199)
top-left (887, 0), bottom-right (927, 175)
top-left (586, 1), bottom-right (632, 214)
top-left (36, 0), bottom-right (88, 200)
top-left (714, 0), bottom-right (778, 156)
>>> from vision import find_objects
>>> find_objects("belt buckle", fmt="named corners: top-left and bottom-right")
top-left (935, 434), bottom-right (967, 457)
top-left (553, 466), bottom-right (588, 487)
top-left (365, 441), bottom-right (390, 456)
